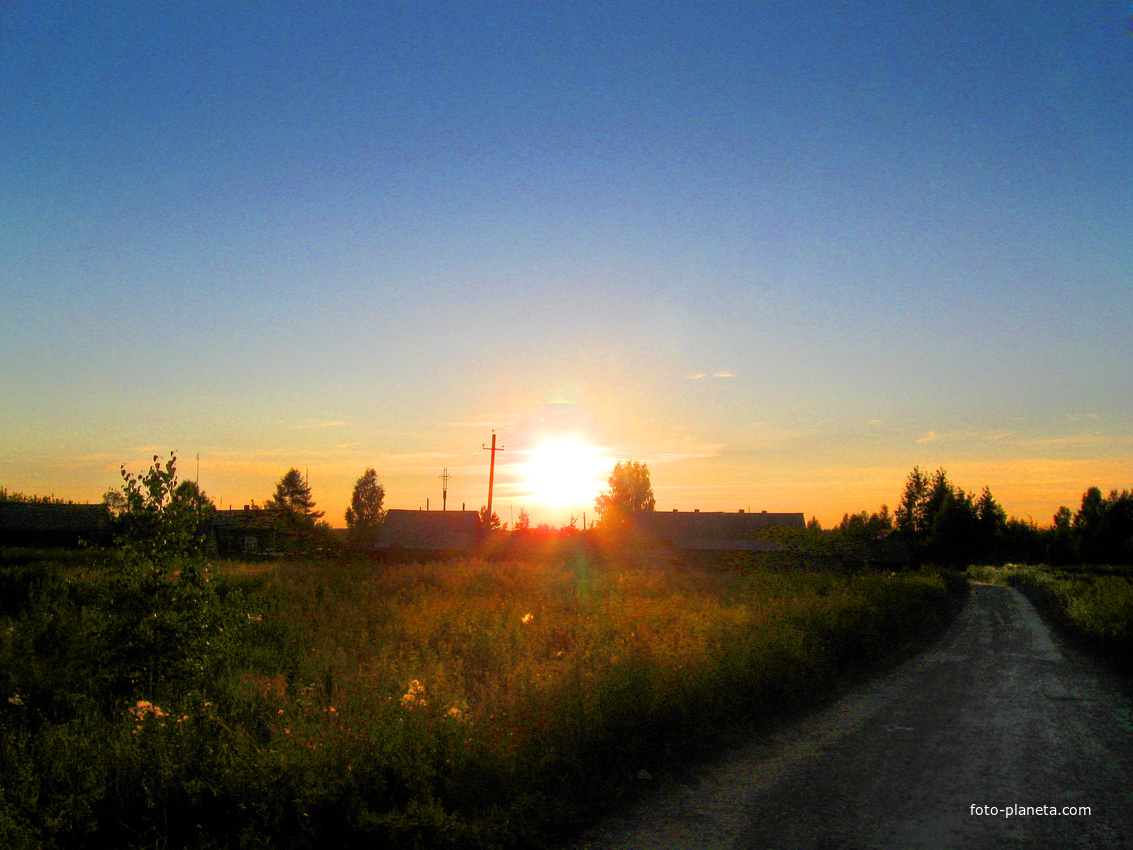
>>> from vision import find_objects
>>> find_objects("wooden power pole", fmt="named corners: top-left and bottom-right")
top-left (482, 431), bottom-right (504, 522)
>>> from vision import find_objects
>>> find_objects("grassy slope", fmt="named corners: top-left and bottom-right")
top-left (1, 548), bottom-right (966, 849)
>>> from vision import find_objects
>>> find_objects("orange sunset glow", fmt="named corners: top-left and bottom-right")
top-left (1, 2), bottom-right (1129, 531)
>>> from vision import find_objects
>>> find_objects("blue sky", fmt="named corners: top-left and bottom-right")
top-left (2, 1), bottom-right (1131, 527)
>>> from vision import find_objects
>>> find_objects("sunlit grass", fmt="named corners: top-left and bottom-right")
top-left (1, 550), bottom-right (964, 848)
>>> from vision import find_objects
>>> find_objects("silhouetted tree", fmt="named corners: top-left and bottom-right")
top-left (893, 467), bottom-right (1013, 566)
top-left (171, 480), bottom-right (216, 549)
top-left (926, 485), bottom-right (979, 566)
top-left (479, 505), bottom-right (503, 531)
top-left (1048, 505), bottom-right (1075, 565)
top-left (1002, 517), bottom-right (1044, 564)
top-left (1072, 487), bottom-right (1133, 564)
top-left (895, 466), bottom-right (930, 540)
top-left (974, 486), bottom-right (1008, 562)
top-left (268, 468), bottom-right (323, 524)
top-left (834, 506), bottom-right (893, 541)
top-left (594, 461), bottom-right (655, 530)
top-left (102, 488), bottom-right (127, 518)
top-left (345, 468), bottom-right (385, 549)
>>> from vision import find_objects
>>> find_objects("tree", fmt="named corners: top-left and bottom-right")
top-left (833, 506), bottom-right (893, 541)
top-left (514, 508), bottom-right (531, 531)
top-left (894, 466), bottom-right (929, 539)
top-left (117, 451), bottom-right (206, 559)
top-left (345, 468), bottom-right (385, 549)
top-left (594, 461), bottom-right (655, 530)
top-left (1072, 487), bottom-right (1133, 564)
top-left (1047, 505), bottom-right (1075, 565)
top-left (479, 505), bottom-right (503, 531)
top-left (106, 452), bottom-right (223, 694)
top-left (268, 468), bottom-right (323, 523)
top-left (102, 488), bottom-right (127, 519)
top-left (974, 486), bottom-right (1008, 563)
top-left (926, 485), bottom-right (979, 567)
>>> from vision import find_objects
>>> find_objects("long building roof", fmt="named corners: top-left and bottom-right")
top-left (376, 509), bottom-right (480, 551)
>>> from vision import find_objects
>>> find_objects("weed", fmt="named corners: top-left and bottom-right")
top-left (1, 551), bottom-right (965, 848)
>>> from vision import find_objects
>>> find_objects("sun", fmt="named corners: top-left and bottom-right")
top-left (520, 439), bottom-right (609, 507)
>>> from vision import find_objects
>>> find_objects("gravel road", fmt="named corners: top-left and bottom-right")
top-left (569, 584), bottom-right (1133, 849)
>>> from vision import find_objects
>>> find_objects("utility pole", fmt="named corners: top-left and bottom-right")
top-left (482, 431), bottom-right (504, 523)
top-left (440, 467), bottom-right (450, 511)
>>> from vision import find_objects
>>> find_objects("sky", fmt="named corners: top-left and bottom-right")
top-left (2, 1), bottom-right (1131, 530)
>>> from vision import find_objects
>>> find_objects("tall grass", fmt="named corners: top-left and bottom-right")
top-left (1, 549), bottom-right (964, 848)
top-left (967, 563), bottom-right (1133, 668)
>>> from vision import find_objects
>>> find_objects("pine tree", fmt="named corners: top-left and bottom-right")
top-left (268, 468), bottom-right (323, 523)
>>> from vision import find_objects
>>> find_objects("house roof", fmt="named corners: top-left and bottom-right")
top-left (211, 508), bottom-right (292, 531)
top-left (376, 509), bottom-right (480, 551)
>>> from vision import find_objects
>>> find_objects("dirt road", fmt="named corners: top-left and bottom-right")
top-left (570, 584), bottom-right (1133, 849)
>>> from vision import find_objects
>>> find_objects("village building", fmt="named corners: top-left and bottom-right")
top-left (209, 507), bottom-right (304, 556)
top-left (0, 502), bottom-right (112, 548)
top-left (633, 509), bottom-right (806, 551)
top-left (375, 509), bottom-right (481, 556)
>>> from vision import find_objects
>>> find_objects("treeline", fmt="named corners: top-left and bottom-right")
top-left (827, 466), bottom-right (1133, 567)
top-left (0, 490), bottom-right (73, 505)
top-left (101, 455), bottom-right (386, 552)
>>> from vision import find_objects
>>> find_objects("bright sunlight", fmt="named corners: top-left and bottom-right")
top-left (519, 439), bottom-right (610, 507)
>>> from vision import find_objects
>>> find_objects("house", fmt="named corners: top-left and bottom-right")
top-left (632, 509), bottom-right (806, 551)
top-left (375, 510), bottom-right (480, 555)
top-left (210, 507), bottom-right (302, 556)
top-left (0, 502), bottom-right (112, 548)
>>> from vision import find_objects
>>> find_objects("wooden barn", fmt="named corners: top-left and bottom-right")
top-left (375, 510), bottom-right (480, 556)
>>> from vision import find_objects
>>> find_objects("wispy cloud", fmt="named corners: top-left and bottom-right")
top-left (688, 370), bottom-right (735, 380)
top-left (291, 420), bottom-right (346, 430)
top-left (984, 431), bottom-right (1017, 441)
top-left (915, 431), bottom-right (940, 444)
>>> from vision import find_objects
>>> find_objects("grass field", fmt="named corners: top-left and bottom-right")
top-left (2, 547), bottom-right (965, 849)
top-left (967, 563), bottom-right (1133, 670)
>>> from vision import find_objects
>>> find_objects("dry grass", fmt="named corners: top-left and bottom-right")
top-left (1, 549), bottom-right (963, 849)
